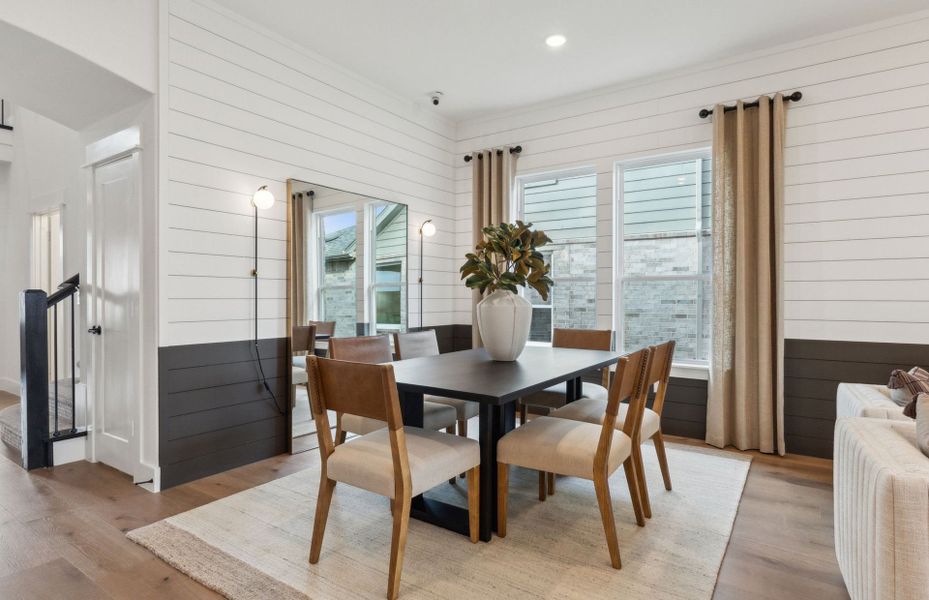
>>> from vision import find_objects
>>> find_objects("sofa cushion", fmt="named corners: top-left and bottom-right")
top-left (915, 394), bottom-right (929, 457)
top-left (836, 383), bottom-right (910, 421)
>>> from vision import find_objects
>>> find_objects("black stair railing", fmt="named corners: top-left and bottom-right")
top-left (20, 274), bottom-right (83, 469)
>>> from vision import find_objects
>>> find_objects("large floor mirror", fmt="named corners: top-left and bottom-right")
top-left (288, 179), bottom-right (409, 453)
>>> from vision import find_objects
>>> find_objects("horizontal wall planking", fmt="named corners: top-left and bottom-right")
top-left (168, 72), bottom-right (453, 179)
top-left (785, 193), bottom-right (929, 224)
top-left (159, 337), bottom-right (290, 487)
top-left (784, 279), bottom-right (929, 301)
top-left (169, 3), bottom-right (455, 147)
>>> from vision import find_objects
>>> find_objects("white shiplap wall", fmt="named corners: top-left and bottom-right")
top-left (453, 10), bottom-right (929, 345)
top-left (162, 0), bottom-right (457, 346)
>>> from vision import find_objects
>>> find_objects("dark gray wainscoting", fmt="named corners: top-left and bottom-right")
top-left (654, 377), bottom-right (708, 440)
top-left (159, 338), bottom-right (289, 489)
top-left (784, 338), bottom-right (925, 459)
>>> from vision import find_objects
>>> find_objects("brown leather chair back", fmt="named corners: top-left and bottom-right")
top-left (308, 320), bottom-right (336, 336)
top-left (393, 330), bottom-right (440, 360)
top-left (306, 355), bottom-right (403, 429)
top-left (328, 335), bottom-right (392, 364)
top-left (552, 328), bottom-right (613, 387)
top-left (292, 325), bottom-right (317, 354)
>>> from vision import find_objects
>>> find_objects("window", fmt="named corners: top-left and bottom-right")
top-left (517, 169), bottom-right (598, 343)
top-left (616, 151), bottom-right (712, 364)
top-left (368, 202), bottom-right (407, 333)
top-left (316, 209), bottom-right (357, 338)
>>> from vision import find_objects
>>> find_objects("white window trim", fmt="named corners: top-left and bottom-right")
top-left (613, 148), bottom-right (712, 372)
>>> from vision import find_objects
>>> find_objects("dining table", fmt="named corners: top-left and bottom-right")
top-left (390, 345), bottom-right (620, 542)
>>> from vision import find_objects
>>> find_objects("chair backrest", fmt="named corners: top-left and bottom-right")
top-left (328, 335), bottom-right (392, 364)
top-left (643, 340), bottom-right (675, 416)
top-left (552, 328), bottom-right (613, 387)
top-left (308, 320), bottom-right (336, 336)
top-left (595, 347), bottom-right (650, 470)
top-left (292, 324), bottom-right (317, 355)
top-left (393, 330), bottom-right (440, 360)
top-left (306, 355), bottom-right (403, 428)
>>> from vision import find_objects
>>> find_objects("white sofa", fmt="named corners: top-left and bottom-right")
top-left (834, 417), bottom-right (929, 600)
top-left (836, 383), bottom-right (909, 421)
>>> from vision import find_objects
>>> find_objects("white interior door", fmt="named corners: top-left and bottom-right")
top-left (89, 153), bottom-right (141, 478)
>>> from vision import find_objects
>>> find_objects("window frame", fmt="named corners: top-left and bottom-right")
top-left (613, 148), bottom-right (712, 367)
top-left (312, 206), bottom-right (358, 332)
top-left (515, 165), bottom-right (599, 345)
top-left (365, 200), bottom-right (407, 334)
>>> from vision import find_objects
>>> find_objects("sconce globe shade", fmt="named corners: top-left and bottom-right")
top-left (420, 220), bottom-right (436, 237)
top-left (252, 186), bottom-right (275, 210)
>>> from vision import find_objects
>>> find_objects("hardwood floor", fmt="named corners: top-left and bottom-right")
top-left (0, 418), bottom-right (849, 599)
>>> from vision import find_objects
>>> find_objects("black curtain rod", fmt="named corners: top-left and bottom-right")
top-left (463, 145), bottom-right (522, 162)
top-left (699, 91), bottom-right (802, 119)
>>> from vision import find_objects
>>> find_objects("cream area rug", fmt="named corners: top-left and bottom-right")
top-left (129, 442), bottom-right (750, 599)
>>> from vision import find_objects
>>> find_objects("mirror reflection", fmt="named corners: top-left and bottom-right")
top-left (289, 179), bottom-right (408, 452)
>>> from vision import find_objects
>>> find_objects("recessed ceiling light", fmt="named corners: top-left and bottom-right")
top-left (545, 34), bottom-right (566, 48)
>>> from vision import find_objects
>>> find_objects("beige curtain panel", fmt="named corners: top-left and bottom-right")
top-left (706, 95), bottom-right (787, 456)
top-left (290, 190), bottom-right (308, 327)
top-left (470, 148), bottom-right (517, 348)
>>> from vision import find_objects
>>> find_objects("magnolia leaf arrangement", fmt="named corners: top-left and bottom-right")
top-left (460, 221), bottom-right (554, 300)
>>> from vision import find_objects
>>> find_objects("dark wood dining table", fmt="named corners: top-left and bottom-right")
top-left (390, 346), bottom-right (620, 542)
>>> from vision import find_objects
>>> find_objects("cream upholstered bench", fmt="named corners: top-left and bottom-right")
top-left (834, 417), bottom-right (929, 600)
top-left (836, 383), bottom-right (909, 421)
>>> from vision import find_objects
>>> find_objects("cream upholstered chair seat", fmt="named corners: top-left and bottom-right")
top-left (498, 416), bottom-right (632, 479)
top-left (341, 402), bottom-right (457, 436)
top-left (552, 399), bottom-right (661, 439)
top-left (328, 426), bottom-right (480, 498)
top-left (293, 355), bottom-right (307, 369)
top-left (292, 366), bottom-right (308, 386)
top-left (426, 394), bottom-right (480, 420)
top-left (521, 381), bottom-right (609, 410)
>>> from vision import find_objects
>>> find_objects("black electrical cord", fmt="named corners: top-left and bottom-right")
top-left (253, 203), bottom-right (287, 416)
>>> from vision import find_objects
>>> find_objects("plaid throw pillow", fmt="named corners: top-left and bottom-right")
top-left (888, 367), bottom-right (929, 410)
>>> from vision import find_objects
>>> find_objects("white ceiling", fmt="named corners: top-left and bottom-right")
top-left (215, 0), bottom-right (928, 121)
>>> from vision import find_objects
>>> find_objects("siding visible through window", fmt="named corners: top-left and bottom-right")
top-left (618, 152), bottom-right (712, 363)
top-left (520, 171), bottom-right (598, 343)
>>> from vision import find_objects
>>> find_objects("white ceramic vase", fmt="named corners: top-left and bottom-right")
top-left (476, 289), bottom-right (532, 361)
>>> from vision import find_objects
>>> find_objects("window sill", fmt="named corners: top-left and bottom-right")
top-left (669, 363), bottom-right (709, 381)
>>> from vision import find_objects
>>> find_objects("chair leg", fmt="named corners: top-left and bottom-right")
top-left (538, 471), bottom-right (547, 501)
top-left (519, 402), bottom-right (527, 426)
top-left (547, 472), bottom-right (555, 496)
top-left (631, 443), bottom-right (652, 519)
top-left (446, 426), bottom-right (457, 484)
top-left (497, 462), bottom-right (509, 537)
top-left (653, 430), bottom-right (673, 491)
top-left (466, 466), bottom-right (480, 543)
top-left (593, 473), bottom-right (622, 569)
top-left (309, 477), bottom-right (337, 564)
top-left (623, 458), bottom-right (645, 527)
top-left (458, 419), bottom-right (469, 479)
top-left (387, 492), bottom-right (412, 600)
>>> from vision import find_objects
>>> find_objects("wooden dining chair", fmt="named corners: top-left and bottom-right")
top-left (328, 335), bottom-right (457, 445)
top-left (517, 328), bottom-right (613, 425)
top-left (496, 347), bottom-right (651, 569)
top-left (306, 355), bottom-right (480, 600)
top-left (291, 325), bottom-right (317, 408)
top-left (551, 340), bottom-right (675, 519)
top-left (393, 330), bottom-right (479, 438)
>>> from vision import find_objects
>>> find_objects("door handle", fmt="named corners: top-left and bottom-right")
top-left (88, 325), bottom-right (102, 335)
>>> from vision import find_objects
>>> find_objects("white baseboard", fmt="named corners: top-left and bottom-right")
top-left (0, 377), bottom-right (19, 396)
top-left (52, 437), bottom-right (87, 466)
